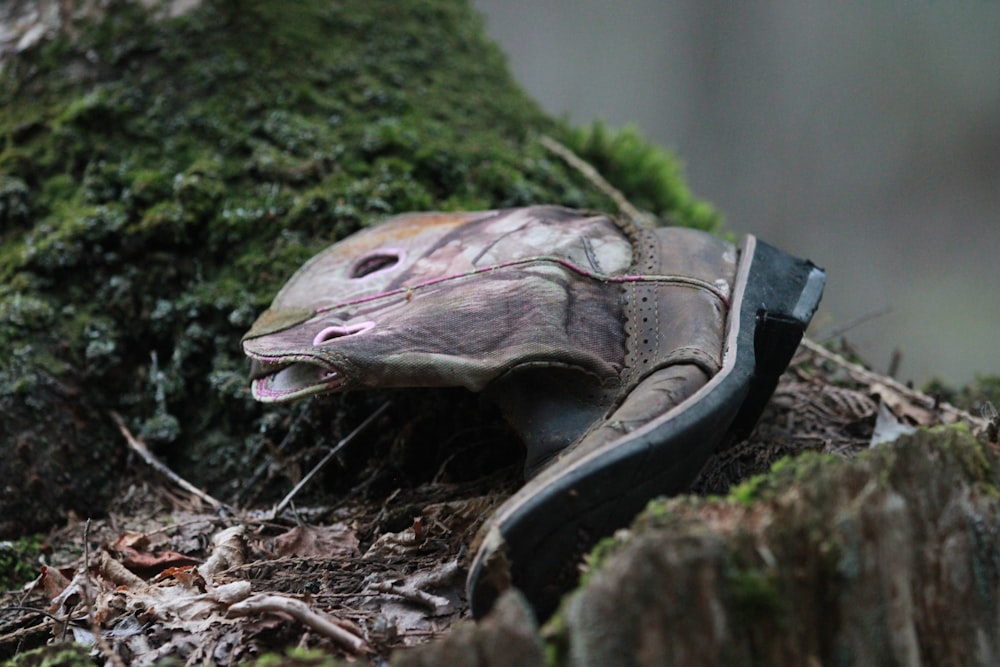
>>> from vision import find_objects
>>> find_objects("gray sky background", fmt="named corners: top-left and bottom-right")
top-left (474, 0), bottom-right (1000, 387)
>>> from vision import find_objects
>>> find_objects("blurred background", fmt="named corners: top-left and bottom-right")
top-left (474, 0), bottom-right (1000, 387)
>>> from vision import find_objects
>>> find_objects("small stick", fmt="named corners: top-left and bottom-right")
top-left (271, 401), bottom-right (391, 517)
top-left (538, 134), bottom-right (656, 226)
top-left (371, 581), bottom-right (451, 613)
top-left (818, 306), bottom-right (892, 341)
top-left (887, 348), bottom-right (903, 379)
top-left (110, 411), bottom-right (228, 511)
top-left (0, 620), bottom-right (54, 653)
top-left (369, 559), bottom-right (459, 613)
top-left (0, 606), bottom-right (63, 624)
top-left (227, 593), bottom-right (370, 655)
top-left (80, 520), bottom-right (127, 667)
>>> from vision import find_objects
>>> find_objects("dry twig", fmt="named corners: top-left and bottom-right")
top-left (800, 338), bottom-right (987, 430)
top-left (538, 134), bottom-right (657, 226)
top-left (111, 411), bottom-right (229, 511)
top-left (371, 581), bottom-right (451, 613)
top-left (271, 401), bottom-right (392, 517)
top-left (367, 559), bottom-right (459, 614)
top-left (226, 594), bottom-right (370, 655)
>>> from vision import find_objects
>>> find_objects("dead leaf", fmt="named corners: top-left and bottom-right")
top-left (870, 381), bottom-right (938, 426)
top-left (109, 530), bottom-right (200, 577)
top-left (273, 523), bottom-right (360, 559)
top-left (38, 565), bottom-right (72, 600)
top-left (199, 526), bottom-right (247, 578)
top-left (110, 530), bottom-right (149, 552)
top-left (363, 527), bottom-right (420, 559)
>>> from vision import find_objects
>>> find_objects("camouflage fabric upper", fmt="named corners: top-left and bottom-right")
top-left (243, 206), bottom-right (735, 470)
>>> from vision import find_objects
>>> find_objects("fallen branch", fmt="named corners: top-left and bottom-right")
top-left (110, 411), bottom-right (229, 511)
top-left (0, 604), bottom-right (63, 654)
top-left (799, 338), bottom-right (987, 431)
top-left (226, 593), bottom-right (370, 655)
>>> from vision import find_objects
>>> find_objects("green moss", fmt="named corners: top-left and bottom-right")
top-left (0, 175), bottom-right (31, 225)
top-left (577, 534), bottom-right (622, 588)
top-left (728, 472), bottom-right (769, 507)
top-left (730, 451), bottom-right (845, 507)
top-left (6, 643), bottom-right (95, 667)
top-left (0, 534), bottom-right (45, 589)
top-left (561, 120), bottom-right (722, 232)
top-left (540, 610), bottom-right (570, 667)
top-left (725, 564), bottom-right (785, 622)
top-left (924, 425), bottom-right (1000, 500)
top-left (249, 647), bottom-right (345, 666)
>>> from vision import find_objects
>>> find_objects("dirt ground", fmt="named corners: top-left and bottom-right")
top-left (0, 338), bottom-right (987, 665)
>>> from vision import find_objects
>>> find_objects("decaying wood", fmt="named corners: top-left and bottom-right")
top-left (559, 425), bottom-right (1000, 667)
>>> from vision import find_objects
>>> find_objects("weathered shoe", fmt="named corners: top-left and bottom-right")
top-left (241, 206), bottom-right (824, 619)
top-left (466, 225), bottom-right (824, 619)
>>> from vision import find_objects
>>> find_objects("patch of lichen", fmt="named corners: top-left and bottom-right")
top-left (0, 0), bottom-right (719, 531)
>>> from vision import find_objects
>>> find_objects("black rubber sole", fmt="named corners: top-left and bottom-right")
top-left (466, 235), bottom-right (825, 620)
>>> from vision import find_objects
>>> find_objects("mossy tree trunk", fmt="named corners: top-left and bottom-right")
top-left (2, 0), bottom-right (712, 536)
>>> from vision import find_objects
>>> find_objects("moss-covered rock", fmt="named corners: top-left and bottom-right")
top-left (0, 0), bottom-right (715, 535)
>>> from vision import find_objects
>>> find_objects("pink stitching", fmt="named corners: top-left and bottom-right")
top-left (315, 257), bottom-right (729, 314)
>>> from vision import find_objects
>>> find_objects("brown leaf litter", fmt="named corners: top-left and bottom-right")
top-left (0, 339), bottom-right (990, 664)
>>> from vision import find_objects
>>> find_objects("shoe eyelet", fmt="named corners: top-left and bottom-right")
top-left (349, 250), bottom-right (403, 279)
top-left (313, 321), bottom-right (375, 345)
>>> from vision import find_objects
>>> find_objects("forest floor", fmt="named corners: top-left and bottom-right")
top-left (0, 339), bottom-right (990, 665)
